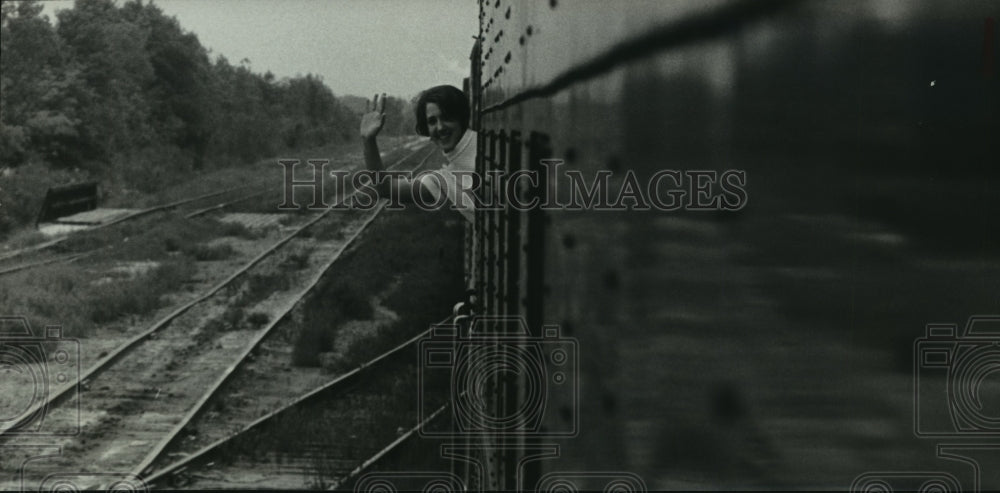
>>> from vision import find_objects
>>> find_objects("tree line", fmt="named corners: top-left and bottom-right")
top-left (0, 0), bottom-right (414, 235)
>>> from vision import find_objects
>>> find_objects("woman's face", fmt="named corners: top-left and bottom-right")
top-left (425, 103), bottom-right (464, 152)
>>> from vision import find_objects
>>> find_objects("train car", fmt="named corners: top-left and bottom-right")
top-left (454, 0), bottom-right (1000, 490)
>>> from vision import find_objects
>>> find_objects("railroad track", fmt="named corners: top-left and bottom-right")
top-left (0, 140), bottom-right (419, 277)
top-left (0, 185), bottom-right (266, 277)
top-left (0, 144), bottom-right (437, 491)
top-left (142, 325), bottom-right (453, 490)
top-left (0, 184), bottom-right (259, 263)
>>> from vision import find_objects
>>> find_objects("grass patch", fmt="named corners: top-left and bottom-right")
top-left (201, 308), bottom-right (269, 343)
top-left (200, 271), bottom-right (290, 339)
top-left (88, 261), bottom-right (193, 324)
top-left (281, 248), bottom-right (313, 270)
top-left (246, 311), bottom-right (271, 329)
top-left (217, 220), bottom-right (261, 239)
top-left (182, 243), bottom-right (235, 261)
top-left (242, 272), bottom-right (291, 303)
top-left (52, 214), bottom-right (228, 260)
top-left (292, 208), bottom-right (465, 368)
top-left (0, 259), bottom-right (195, 338)
top-left (202, 306), bottom-right (246, 341)
top-left (0, 214), bottom-right (243, 338)
top-left (3, 229), bottom-right (49, 251)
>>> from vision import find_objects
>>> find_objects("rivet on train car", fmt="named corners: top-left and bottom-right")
top-left (519, 35), bottom-right (525, 45)
top-left (550, 0), bottom-right (558, 8)
top-left (495, 0), bottom-right (500, 8)
top-left (505, 6), bottom-right (511, 19)
top-left (562, 234), bottom-right (576, 249)
top-left (504, 51), bottom-right (511, 64)
top-left (526, 25), bottom-right (533, 36)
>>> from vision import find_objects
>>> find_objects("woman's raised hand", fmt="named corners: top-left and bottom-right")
top-left (360, 93), bottom-right (387, 140)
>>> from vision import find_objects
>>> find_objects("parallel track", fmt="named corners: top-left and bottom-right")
top-left (143, 324), bottom-right (451, 490)
top-left (0, 145), bottom-right (437, 490)
top-left (0, 186), bottom-right (264, 277)
top-left (0, 185), bottom-right (257, 263)
top-left (0, 141), bottom-right (417, 277)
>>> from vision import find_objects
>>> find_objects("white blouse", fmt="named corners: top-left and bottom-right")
top-left (419, 129), bottom-right (477, 222)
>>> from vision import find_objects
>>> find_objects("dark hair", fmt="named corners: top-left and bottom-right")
top-left (414, 85), bottom-right (469, 136)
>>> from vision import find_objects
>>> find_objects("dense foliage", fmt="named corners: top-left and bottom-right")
top-left (0, 0), bottom-right (413, 235)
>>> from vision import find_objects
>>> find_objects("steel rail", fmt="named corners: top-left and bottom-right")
top-left (0, 145), bottom-right (431, 440)
top-left (0, 142), bottom-right (418, 275)
top-left (329, 402), bottom-right (451, 491)
top-left (137, 145), bottom-right (438, 478)
top-left (183, 188), bottom-right (271, 219)
top-left (142, 319), bottom-right (445, 487)
top-left (0, 185), bottom-right (257, 262)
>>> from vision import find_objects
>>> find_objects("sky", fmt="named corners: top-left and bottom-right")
top-left (41, 0), bottom-right (479, 99)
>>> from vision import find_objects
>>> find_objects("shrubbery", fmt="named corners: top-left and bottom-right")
top-left (0, 0), bottom-right (414, 238)
top-left (292, 208), bottom-right (465, 368)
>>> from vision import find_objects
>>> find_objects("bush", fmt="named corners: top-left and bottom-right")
top-left (282, 248), bottom-right (312, 270)
top-left (246, 311), bottom-right (270, 329)
top-left (0, 258), bottom-right (195, 337)
top-left (182, 243), bottom-right (234, 261)
top-left (329, 283), bottom-right (373, 321)
top-left (87, 260), bottom-right (194, 324)
top-left (218, 220), bottom-right (259, 239)
top-left (291, 208), bottom-right (465, 369)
